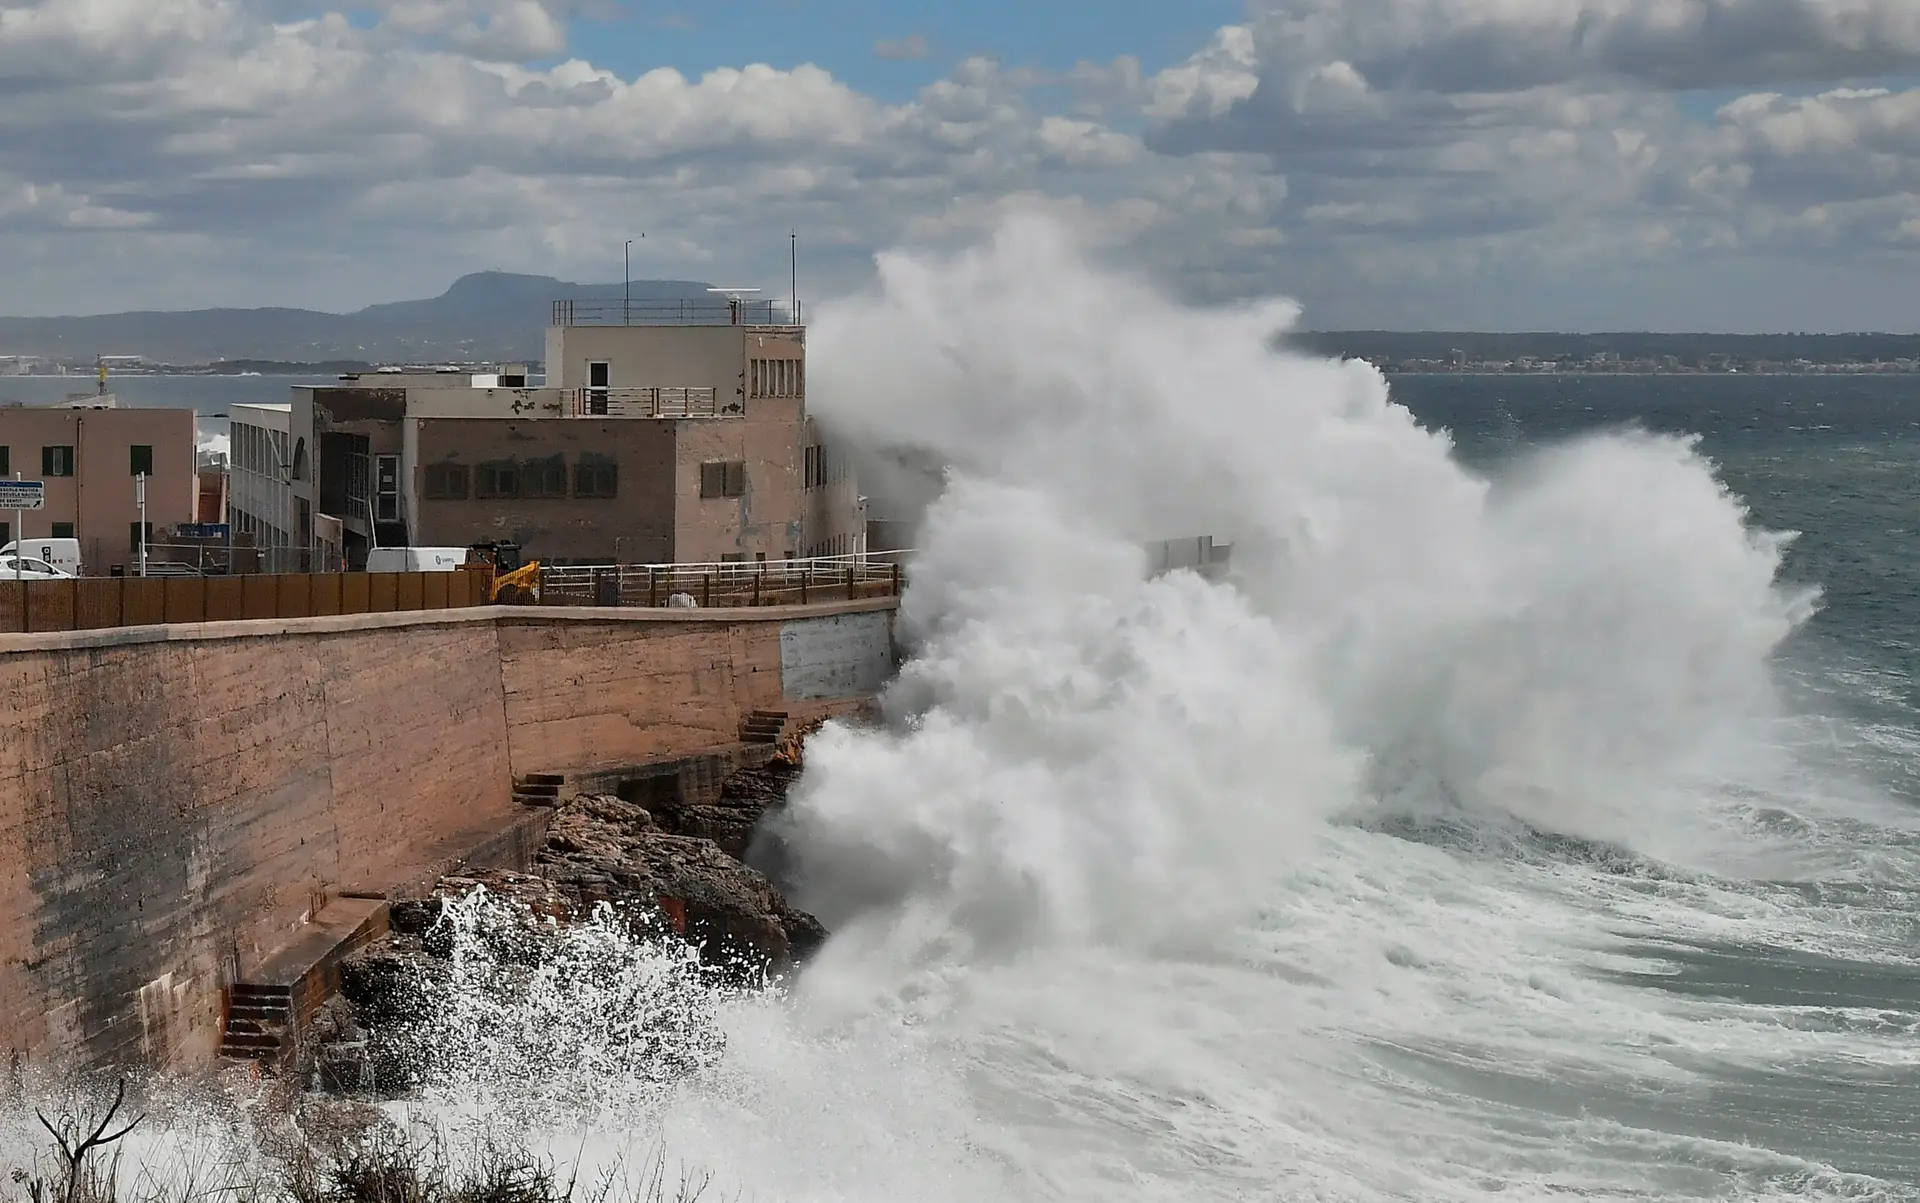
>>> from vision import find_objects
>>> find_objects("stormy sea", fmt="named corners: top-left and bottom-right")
top-left (8, 217), bottom-right (1919, 1202)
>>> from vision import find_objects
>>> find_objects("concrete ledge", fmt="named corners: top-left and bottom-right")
top-left (0, 595), bottom-right (899, 654)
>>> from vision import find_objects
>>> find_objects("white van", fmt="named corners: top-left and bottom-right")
top-left (365, 546), bottom-right (468, 573)
top-left (0, 538), bottom-right (81, 575)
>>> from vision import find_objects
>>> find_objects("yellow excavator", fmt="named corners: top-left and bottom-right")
top-left (463, 540), bottom-right (541, 604)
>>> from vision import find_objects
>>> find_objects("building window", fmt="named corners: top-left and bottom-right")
top-left (424, 462), bottom-right (470, 499)
top-left (750, 358), bottom-right (805, 399)
top-left (373, 454), bottom-right (401, 522)
top-left (51, 522), bottom-right (73, 539)
top-left (129, 522), bottom-right (153, 552)
top-left (700, 461), bottom-right (745, 498)
top-left (290, 438), bottom-right (308, 481)
top-left (522, 454), bottom-right (568, 499)
top-left (574, 456), bottom-right (618, 499)
top-left (475, 460), bottom-right (521, 500)
top-left (131, 444), bottom-right (153, 476)
top-left (0, 447), bottom-right (8, 476)
top-left (42, 446), bottom-right (75, 477)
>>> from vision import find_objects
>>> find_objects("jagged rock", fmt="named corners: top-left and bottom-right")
top-left (651, 763), bottom-right (802, 857)
top-left (326, 762), bottom-right (825, 1089)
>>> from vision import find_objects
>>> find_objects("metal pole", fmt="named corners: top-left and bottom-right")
top-left (12, 470), bottom-right (20, 582)
top-left (790, 230), bottom-right (797, 324)
top-left (136, 471), bottom-right (147, 578)
top-left (624, 240), bottom-right (632, 326)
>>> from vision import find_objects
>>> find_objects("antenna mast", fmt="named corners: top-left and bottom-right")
top-left (790, 230), bottom-right (798, 325)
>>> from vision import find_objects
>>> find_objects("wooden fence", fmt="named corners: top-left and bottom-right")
top-left (0, 571), bottom-right (487, 635)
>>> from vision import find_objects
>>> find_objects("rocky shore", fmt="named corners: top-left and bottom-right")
top-left (312, 757), bottom-right (820, 1094)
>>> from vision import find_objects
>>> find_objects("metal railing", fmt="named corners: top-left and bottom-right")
top-left (539, 551), bottom-right (910, 609)
top-left (552, 298), bottom-right (803, 328)
top-left (571, 387), bottom-right (735, 418)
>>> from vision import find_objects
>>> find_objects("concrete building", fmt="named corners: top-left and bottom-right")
top-left (228, 403), bottom-right (330, 571)
top-left (287, 305), bottom-right (862, 568)
top-left (0, 396), bottom-right (194, 573)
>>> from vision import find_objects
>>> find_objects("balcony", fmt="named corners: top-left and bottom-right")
top-left (571, 387), bottom-right (740, 418)
top-left (551, 297), bottom-right (802, 328)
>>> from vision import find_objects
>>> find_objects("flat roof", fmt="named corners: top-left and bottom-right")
top-left (231, 402), bottom-right (293, 412)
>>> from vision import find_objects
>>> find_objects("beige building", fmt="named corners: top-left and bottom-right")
top-left (283, 304), bottom-right (863, 568)
top-left (0, 396), bottom-right (195, 573)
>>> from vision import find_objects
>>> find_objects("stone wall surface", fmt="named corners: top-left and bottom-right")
top-left (0, 599), bottom-right (895, 1072)
top-left (0, 618), bottom-right (514, 1069)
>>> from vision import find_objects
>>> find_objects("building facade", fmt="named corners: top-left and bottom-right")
top-left (0, 397), bottom-right (195, 573)
top-left (282, 309), bottom-right (863, 569)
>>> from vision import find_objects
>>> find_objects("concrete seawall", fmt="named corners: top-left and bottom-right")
top-left (0, 599), bottom-right (896, 1071)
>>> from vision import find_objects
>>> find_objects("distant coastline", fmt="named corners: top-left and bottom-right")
top-left (1381, 366), bottom-right (1920, 376)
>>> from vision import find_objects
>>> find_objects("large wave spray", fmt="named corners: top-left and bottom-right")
top-left (784, 213), bottom-right (1813, 976)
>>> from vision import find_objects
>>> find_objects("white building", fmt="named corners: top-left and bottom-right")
top-left (228, 403), bottom-right (328, 571)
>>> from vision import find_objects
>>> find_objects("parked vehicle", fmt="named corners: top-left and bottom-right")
top-left (0, 555), bottom-right (75, 581)
top-left (365, 546), bottom-right (469, 573)
top-left (0, 538), bottom-right (81, 575)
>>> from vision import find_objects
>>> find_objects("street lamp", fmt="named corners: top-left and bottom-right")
top-left (624, 236), bottom-right (643, 326)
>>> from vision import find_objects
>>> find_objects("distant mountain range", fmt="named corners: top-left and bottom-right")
top-left (0, 273), bottom-right (720, 365)
top-left (5, 274), bottom-right (1915, 370)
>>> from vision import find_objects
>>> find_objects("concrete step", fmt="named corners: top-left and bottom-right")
top-left (518, 772), bottom-right (566, 787)
top-left (514, 792), bottom-right (561, 808)
top-left (514, 781), bottom-right (562, 797)
top-left (219, 1030), bottom-right (282, 1052)
top-left (230, 983), bottom-right (293, 1000)
top-left (223, 1015), bottom-right (282, 1033)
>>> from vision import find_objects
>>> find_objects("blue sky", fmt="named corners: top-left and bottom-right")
top-left (561, 0), bottom-right (1245, 98)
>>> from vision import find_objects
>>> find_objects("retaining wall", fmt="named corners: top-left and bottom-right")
top-left (0, 598), bottom-right (895, 1071)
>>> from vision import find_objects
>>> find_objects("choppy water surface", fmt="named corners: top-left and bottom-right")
top-left (13, 230), bottom-right (1920, 1201)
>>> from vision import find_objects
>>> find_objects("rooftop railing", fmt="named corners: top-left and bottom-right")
top-left (552, 298), bottom-right (803, 328)
top-left (571, 387), bottom-right (738, 418)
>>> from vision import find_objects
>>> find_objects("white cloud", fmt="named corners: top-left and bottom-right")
top-left (0, 0), bottom-right (1915, 328)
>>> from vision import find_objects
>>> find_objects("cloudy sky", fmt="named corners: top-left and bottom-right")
top-left (2, 0), bottom-right (1917, 331)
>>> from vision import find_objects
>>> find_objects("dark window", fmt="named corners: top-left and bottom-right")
top-left (0, 522), bottom-right (8, 544)
top-left (374, 454), bottom-right (400, 522)
top-left (501, 374), bottom-right (527, 388)
top-left (290, 438), bottom-right (308, 481)
top-left (129, 522), bottom-right (153, 552)
top-left (475, 460), bottom-right (521, 500)
top-left (131, 444), bottom-right (154, 476)
top-left (587, 361), bottom-right (610, 415)
top-left (573, 456), bottom-right (618, 499)
top-left (700, 461), bottom-right (746, 499)
top-left (51, 523), bottom-right (73, 539)
top-left (523, 455), bottom-right (568, 499)
top-left (424, 462), bottom-right (470, 500)
top-left (42, 446), bottom-right (74, 476)
top-left (0, 447), bottom-right (8, 476)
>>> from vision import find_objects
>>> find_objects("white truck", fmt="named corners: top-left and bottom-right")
top-left (365, 547), bottom-right (469, 573)
top-left (0, 538), bottom-right (81, 575)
